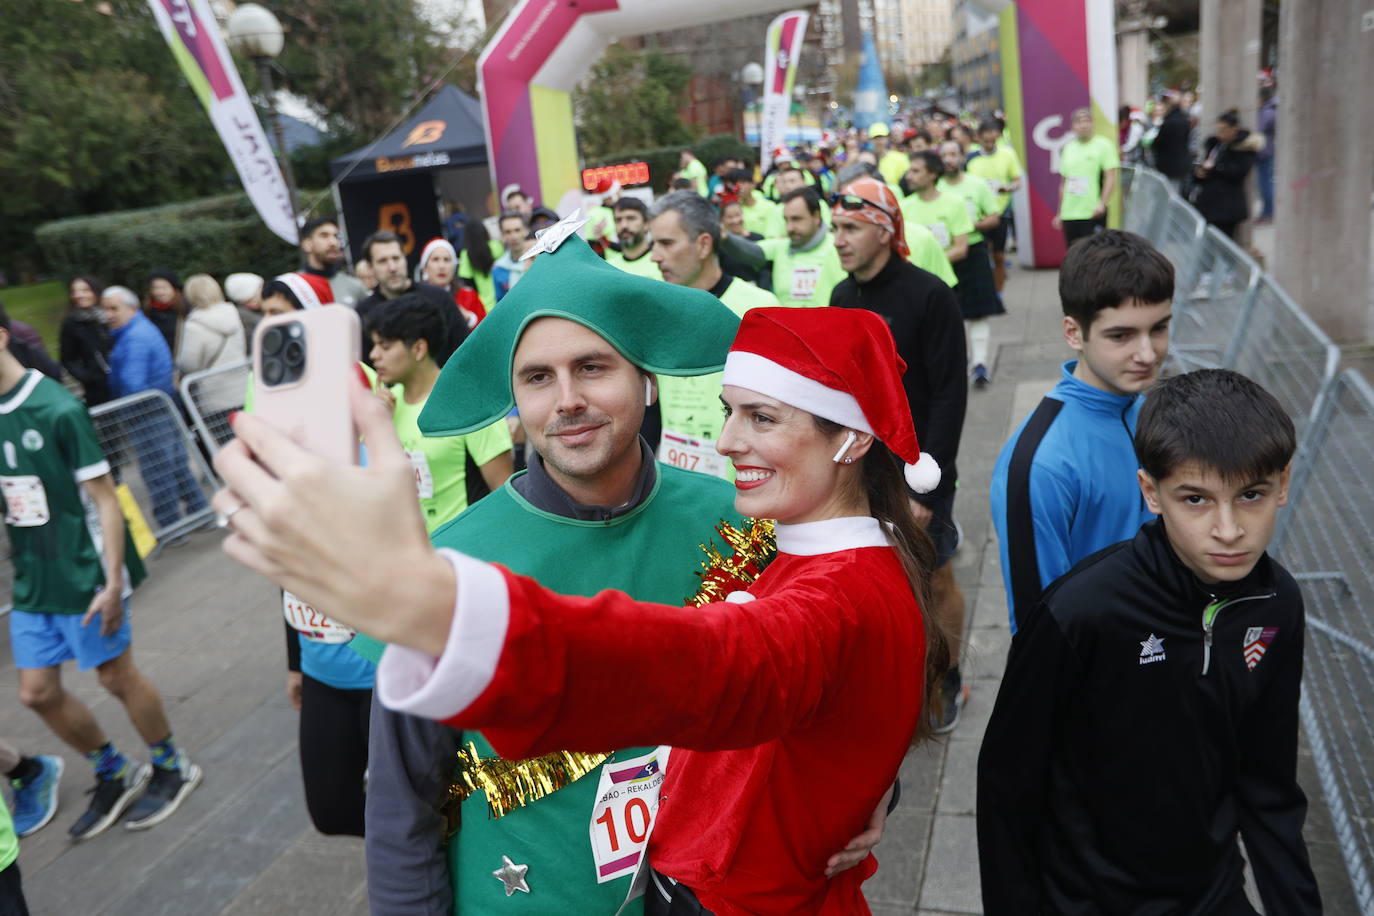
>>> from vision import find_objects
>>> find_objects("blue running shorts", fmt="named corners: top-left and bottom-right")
top-left (9, 600), bottom-right (132, 671)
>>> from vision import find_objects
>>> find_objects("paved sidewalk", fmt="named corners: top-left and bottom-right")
top-left (0, 264), bottom-right (1359, 913)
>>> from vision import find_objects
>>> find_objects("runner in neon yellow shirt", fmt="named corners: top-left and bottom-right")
top-left (457, 233), bottom-right (503, 314)
top-left (764, 164), bottom-right (832, 240)
top-left (900, 150), bottom-right (973, 264)
top-left (367, 295), bottom-right (514, 532)
top-left (721, 187), bottom-right (847, 308)
top-left (732, 170), bottom-right (781, 238)
top-left (966, 119), bottom-right (1023, 292)
top-left (647, 191), bottom-right (779, 479)
top-left (677, 149), bottom-right (710, 197)
top-left (1054, 107), bottom-right (1120, 247)
top-left (603, 198), bottom-right (662, 280)
top-left (939, 140), bottom-right (1007, 387)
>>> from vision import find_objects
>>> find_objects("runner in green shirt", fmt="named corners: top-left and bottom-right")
top-left (905, 222), bottom-right (959, 288)
top-left (939, 140), bottom-right (1008, 387)
top-left (1054, 107), bottom-right (1120, 247)
top-left (367, 294), bottom-right (515, 533)
top-left (900, 150), bottom-right (973, 265)
top-left (0, 307), bottom-right (200, 842)
top-left (0, 799), bottom-right (23, 913)
top-left (731, 169), bottom-right (781, 238)
top-left (677, 148), bottom-right (710, 196)
top-left (648, 191), bottom-right (779, 479)
top-left (457, 230), bottom-right (503, 314)
top-left (603, 197), bottom-right (662, 280)
top-left (965, 119), bottom-right (1023, 292)
top-left (764, 164), bottom-right (832, 237)
top-left (722, 187), bottom-right (847, 309)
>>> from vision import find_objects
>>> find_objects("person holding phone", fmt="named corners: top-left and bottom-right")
top-left (214, 228), bottom-right (951, 915)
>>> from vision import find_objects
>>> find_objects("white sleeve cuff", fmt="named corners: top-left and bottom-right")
top-left (75, 460), bottom-right (112, 483)
top-left (376, 548), bottom-right (511, 721)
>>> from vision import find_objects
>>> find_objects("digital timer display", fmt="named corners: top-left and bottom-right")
top-left (582, 161), bottom-right (651, 190)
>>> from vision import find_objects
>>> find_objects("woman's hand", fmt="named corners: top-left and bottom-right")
top-left (213, 380), bottom-right (455, 655)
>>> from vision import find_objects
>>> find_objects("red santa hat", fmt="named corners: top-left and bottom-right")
top-left (721, 307), bottom-right (941, 493)
top-left (272, 272), bottom-right (333, 310)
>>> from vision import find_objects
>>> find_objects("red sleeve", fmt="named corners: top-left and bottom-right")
top-left (443, 564), bottom-right (857, 759)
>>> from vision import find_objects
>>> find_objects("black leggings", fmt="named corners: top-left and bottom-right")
top-left (299, 674), bottom-right (372, 837)
top-left (0, 863), bottom-right (29, 916)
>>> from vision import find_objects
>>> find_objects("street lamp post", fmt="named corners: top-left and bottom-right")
top-left (738, 61), bottom-right (765, 144)
top-left (227, 3), bottom-right (299, 227)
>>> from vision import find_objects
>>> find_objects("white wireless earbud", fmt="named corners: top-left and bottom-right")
top-left (644, 376), bottom-right (654, 407)
top-left (831, 430), bottom-right (858, 464)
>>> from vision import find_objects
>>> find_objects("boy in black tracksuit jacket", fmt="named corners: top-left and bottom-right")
top-left (978, 369), bottom-right (1321, 915)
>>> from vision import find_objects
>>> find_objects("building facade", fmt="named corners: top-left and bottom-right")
top-left (949, 0), bottom-right (1002, 113)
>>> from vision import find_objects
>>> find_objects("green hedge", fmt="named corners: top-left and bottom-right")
top-left (590, 134), bottom-right (756, 194)
top-left (34, 191), bottom-right (334, 289)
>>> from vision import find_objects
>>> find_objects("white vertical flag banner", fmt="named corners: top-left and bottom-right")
top-left (147, 0), bottom-right (298, 243)
top-left (759, 10), bottom-right (810, 173)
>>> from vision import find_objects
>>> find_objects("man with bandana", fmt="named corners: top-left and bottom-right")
top-left (829, 178), bottom-right (972, 734)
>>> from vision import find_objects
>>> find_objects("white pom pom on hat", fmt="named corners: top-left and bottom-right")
top-left (904, 452), bottom-right (941, 494)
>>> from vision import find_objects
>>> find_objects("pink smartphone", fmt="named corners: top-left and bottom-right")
top-left (251, 307), bottom-right (361, 465)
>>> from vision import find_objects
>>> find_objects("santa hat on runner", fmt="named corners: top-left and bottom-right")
top-left (418, 238), bottom-right (456, 275)
top-left (722, 307), bottom-right (941, 493)
top-left (268, 272), bottom-right (333, 310)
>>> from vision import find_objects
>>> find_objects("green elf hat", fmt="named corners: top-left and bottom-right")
top-left (419, 209), bottom-right (742, 436)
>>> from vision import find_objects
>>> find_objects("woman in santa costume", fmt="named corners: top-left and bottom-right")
top-left (214, 300), bottom-right (950, 914)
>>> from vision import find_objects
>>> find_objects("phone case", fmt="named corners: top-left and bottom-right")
top-left (251, 307), bottom-right (361, 465)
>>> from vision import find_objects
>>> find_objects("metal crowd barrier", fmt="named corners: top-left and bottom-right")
top-left (89, 390), bottom-right (218, 552)
top-left (1272, 371), bottom-right (1374, 916)
top-left (1123, 164), bottom-right (1370, 914)
top-left (1228, 276), bottom-right (1341, 448)
top-left (180, 359), bottom-right (250, 458)
top-left (1169, 227), bottom-right (1262, 372)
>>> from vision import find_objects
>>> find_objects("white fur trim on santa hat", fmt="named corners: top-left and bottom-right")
top-left (904, 452), bottom-right (941, 494)
top-left (722, 351), bottom-right (872, 434)
top-left (419, 238), bottom-right (456, 271)
top-left (274, 272), bottom-right (322, 310)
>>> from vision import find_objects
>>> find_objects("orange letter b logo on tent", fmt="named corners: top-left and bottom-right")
top-left (403, 120), bottom-right (446, 147)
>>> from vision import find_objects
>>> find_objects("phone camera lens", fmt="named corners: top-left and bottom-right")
top-left (283, 340), bottom-right (305, 368)
top-left (262, 327), bottom-right (284, 355)
top-left (263, 359), bottom-right (284, 386)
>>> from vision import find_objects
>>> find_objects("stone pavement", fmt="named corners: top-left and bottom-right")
top-left (0, 262), bottom-right (1360, 914)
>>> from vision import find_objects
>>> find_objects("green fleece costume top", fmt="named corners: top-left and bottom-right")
top-left (439, 468), bottom-right (738, 912)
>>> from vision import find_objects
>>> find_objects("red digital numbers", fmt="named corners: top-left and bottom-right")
top-left (582, 162), bottom-right (651, 190)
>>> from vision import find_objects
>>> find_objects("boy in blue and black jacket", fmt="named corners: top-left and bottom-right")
top-left (978, 369), bottom-right (1321, 915)
top-left (990, 230), bottom-right (1175, 631)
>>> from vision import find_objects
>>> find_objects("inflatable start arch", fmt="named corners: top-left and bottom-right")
top-left (478, 0), bottom-right (800, 214)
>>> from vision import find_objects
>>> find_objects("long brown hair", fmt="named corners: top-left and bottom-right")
top-left (815, 416), bottom-right (953, 744)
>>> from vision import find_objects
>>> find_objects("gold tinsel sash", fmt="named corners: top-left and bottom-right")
top-left (443, 518), bottom-right (777, 828)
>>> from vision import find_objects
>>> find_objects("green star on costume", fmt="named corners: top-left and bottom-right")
top-left (418, 218), bottom-right (742, 437)
top-left (493, 855), bottom-right (531, 896)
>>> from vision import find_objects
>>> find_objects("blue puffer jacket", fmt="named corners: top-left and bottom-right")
top-left (990, 360), bottom-right (1157, 631)
top-left (109, 311), bottom-right (175, 399)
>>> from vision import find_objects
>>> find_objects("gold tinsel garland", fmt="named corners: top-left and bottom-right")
top-left (442, 518), bottom-right (778, 828)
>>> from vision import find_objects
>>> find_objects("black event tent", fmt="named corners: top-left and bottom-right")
top-left (329, 85), bottom-right (490, 268)
top-left (329, 85), bottom-right (487, 181)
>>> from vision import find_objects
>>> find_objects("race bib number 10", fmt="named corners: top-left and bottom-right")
top-left (588, 748), bottom-right (666, 884)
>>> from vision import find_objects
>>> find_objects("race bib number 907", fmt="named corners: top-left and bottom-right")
top-left (588, 749), bottom-right (666, 884)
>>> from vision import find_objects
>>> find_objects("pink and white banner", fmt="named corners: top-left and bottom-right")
top-left (147, 0), bottom-right (298, 243)
top-left (759, 10), bottom-right (809, 173)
